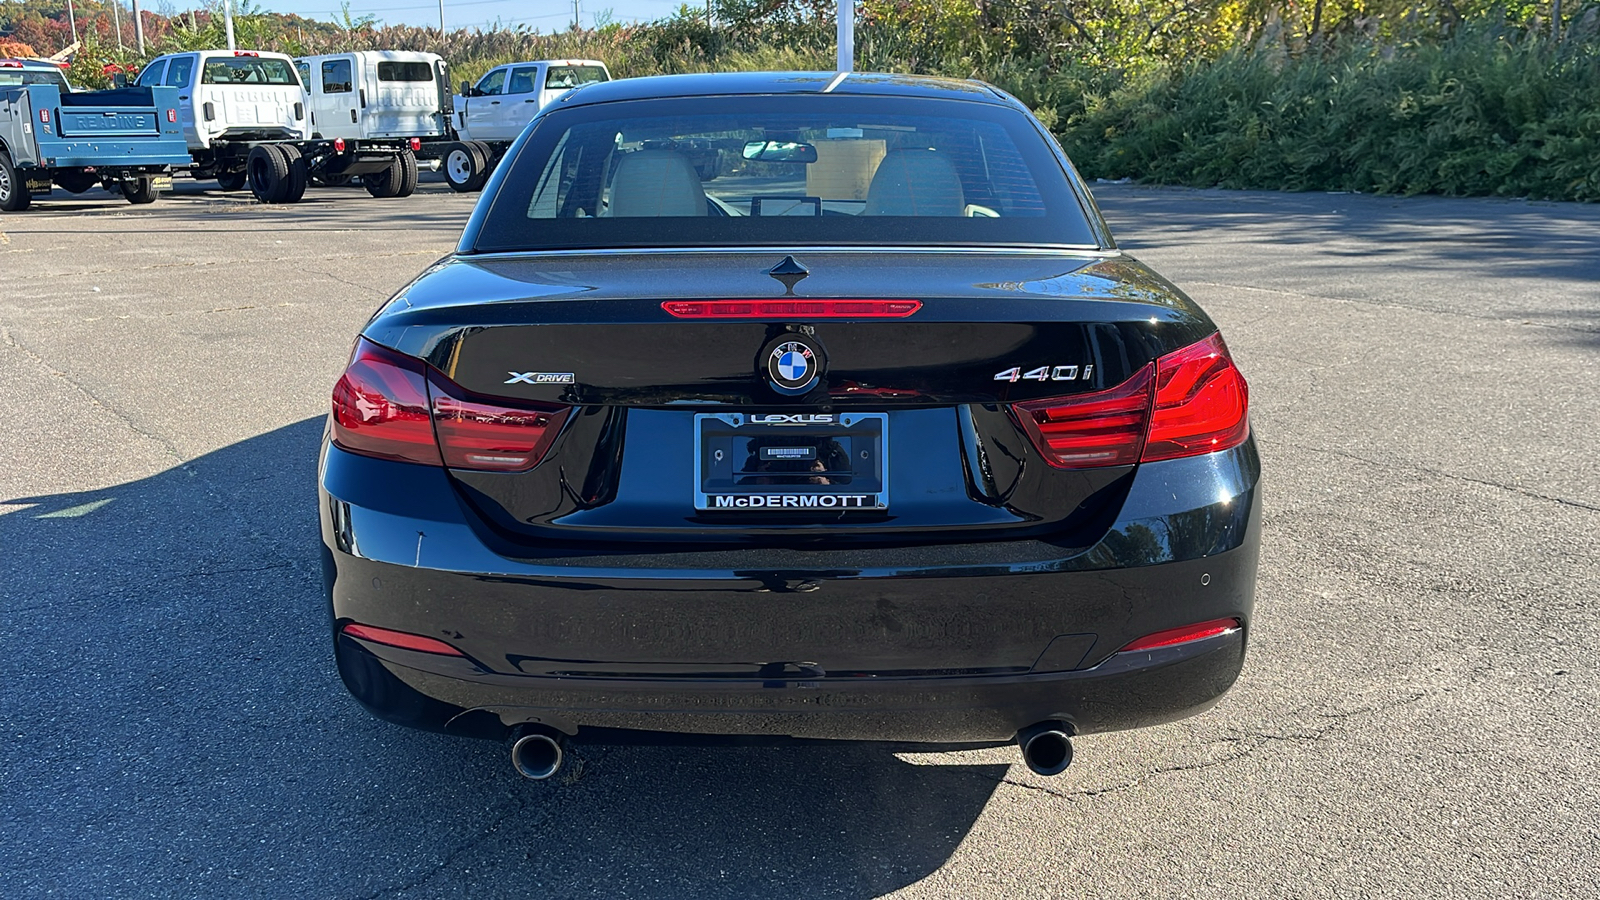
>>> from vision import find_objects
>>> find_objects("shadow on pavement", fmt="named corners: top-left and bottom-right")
top-left (0, 417), bottom-right (1002, 898)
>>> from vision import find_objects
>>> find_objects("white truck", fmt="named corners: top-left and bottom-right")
top-left (442, 58), bottom-right (609, 192)
top-left (137, 49), bottom-right (422, 202)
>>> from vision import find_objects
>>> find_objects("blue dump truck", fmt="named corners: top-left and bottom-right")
top-left (0, 59), bottom-right (191, 212)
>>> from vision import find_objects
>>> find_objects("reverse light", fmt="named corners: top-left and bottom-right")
top-left (662, 299), bottom-right (921, 319)
top-left (342, 623), bottom-right (465, 656)
top-left (430, 379), bottom-right (570, 472)
top-left (1014, 365), bottom-right (1152, 468)
top-left (1120, 618), bottom-right (1241, 652)
top-left (330, 339), bottom-right (441, 465)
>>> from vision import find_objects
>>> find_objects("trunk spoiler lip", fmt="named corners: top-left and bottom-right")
top-left (450, 245), bottom-right (1123, 262)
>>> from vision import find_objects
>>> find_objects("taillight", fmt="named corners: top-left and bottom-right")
top-left (331, 339), bottom-right (440, 465)
top-left (409, 137), bottom-right (422, 151)
top-left (330, 338), bottom-right (569, 472)
top-left (430, 380), bottom-right (570, 472)
top-left (1120, 618), bottom-right (1241, 652)
top-left (1143, 332), bottom-right (1249, 461)
top-left (662, 299), bottom-right (921, 319)
top-left (166, 109), bottom-right (177, 123)
top-left (333, 137), bottom-right (346, 153)
top-left (39, 108), bottom-right (50, 124)
top-left (1011, 332), bottom-right (1249, 468)
top-left (1014, 365), bottom-right (1152, 468)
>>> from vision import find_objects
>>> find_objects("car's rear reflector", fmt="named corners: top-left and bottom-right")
top-left (662, 299), bottom-right (921, 319)
top-left (1142, 332), bottom-right (1250, 462)
top-left (343, 623), bottom-right (466, 656)
top-left (1014, 364), bottom-right (1153, 468)
top-left (331, 339), bottom-right (442, 466)
top-left (430, 378), bottom-right (570, 472)
top-left (1120, 618), bottom-right (1241, 652)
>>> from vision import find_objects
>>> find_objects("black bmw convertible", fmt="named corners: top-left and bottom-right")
top-left (320, 71), bottom-right (1259, 780)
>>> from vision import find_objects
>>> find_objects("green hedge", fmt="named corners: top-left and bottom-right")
top-left (1045, 26), bottom-right (1600, 202)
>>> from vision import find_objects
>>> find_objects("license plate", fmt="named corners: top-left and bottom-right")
top-left (694, 412), bottom-right (888, 512)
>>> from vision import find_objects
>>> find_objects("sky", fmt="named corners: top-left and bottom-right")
top-left (252, 0), bottom-right (702, 31)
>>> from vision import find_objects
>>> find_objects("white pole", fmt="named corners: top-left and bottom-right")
top-left (66, 0), bottom-right (80, 44)
top-left (132, 0), bottom-right (145, 54)
top-left (439, 0), bottom-right (446, 34)
top-left (223, 0), bottom-right (237, 51)
top-left (572, 0), bottom-right (580, 30)
top-left (112, 1), bottom-right (123, 51)
top-left (836, 0), bottom-right (853, 72)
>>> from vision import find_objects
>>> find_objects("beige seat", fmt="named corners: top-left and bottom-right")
top-left (603, 150), bottom-right (707, 217)
top-left (863, 149), bottom-right (965, 216)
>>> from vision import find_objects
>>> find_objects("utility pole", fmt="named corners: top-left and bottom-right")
top-left (132, 0), bottom-right (145, 54)
top-left (572, 0), bottom-right (580, 30)
top-left (439, 0), bottom-right (446, 34)
top-left (112, 1), bottom-right (123, 51)
top-left (1552, 0), bottom-right (1562, 42)
top-left (836, 0), bottom-right (853, 72)
top-left (223, 0), bottom-right (237, 50)
top-left (65, 0), bottom-right (80, 44)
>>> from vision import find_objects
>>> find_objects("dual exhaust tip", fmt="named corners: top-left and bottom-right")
top-left (509, 722), bottom-right (1073, 779)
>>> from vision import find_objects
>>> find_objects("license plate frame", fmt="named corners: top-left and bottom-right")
top-left (693, 412), bottom-right (889, 512)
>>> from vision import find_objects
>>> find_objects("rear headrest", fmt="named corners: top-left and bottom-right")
top-left (864, 149), bottom-right (965, 217)
top-left (604, 150), bottom-right (707, 218)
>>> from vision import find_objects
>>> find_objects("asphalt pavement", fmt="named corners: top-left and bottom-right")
top-left (1, 177), bottom-right (1596, 898)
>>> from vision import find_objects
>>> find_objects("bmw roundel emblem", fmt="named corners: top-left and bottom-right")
top-left (766, 339), bottom-right (821, 394)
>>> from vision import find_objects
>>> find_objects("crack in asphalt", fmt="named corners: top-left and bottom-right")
top-left (1188, 280), bottom-right (1600, 333)
top-left (302, 265), bottom-right (392, 298)
top-left (361, 793), bottom-right (541, 899)
top-left (0, 325), bottom-right (185, 464)
top-left (992, 691), bottom-right (1429, 802)
top-left (0, 560), bottom-right (303, 616)
top-left (1302, 445), bottom-right (1600, 514)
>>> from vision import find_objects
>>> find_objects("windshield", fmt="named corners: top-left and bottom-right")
top-left (0, 68), bottom-right (71, 90)
top-left (202, 56), bottom-right (300, 86)
top-left (473, 95), bottom-right (1096, 252)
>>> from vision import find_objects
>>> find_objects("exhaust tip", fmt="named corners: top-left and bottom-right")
top-left (510, 730), bottom-right (564, 781)
top-left (1017, 722), bottom-right (1074, 776)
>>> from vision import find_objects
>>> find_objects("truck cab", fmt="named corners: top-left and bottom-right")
top-left (452, 59), bottom-right (608, 143)
top-left (295, 51), bottom-right (450, 141)
top-left (138, 49), bottom-right (308, 151)
top-left (0, 58), bottom-right (73, 92)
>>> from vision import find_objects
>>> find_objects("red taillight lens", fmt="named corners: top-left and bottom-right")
top-left (409, 137), bottom-right (422, 151)
top-left (333, 137), bottom-right (346, 153)
top-left (1120, 618), bottom-right (1241, 652)
top-left (167, 109), bottom-right (177, 123)
top-left (1014, 365), bottom-right (1153, 468)
top-left (1142, 332), bottom-right (1250, 462)
top-left (39, 108), bottom-right (50, 124)
top-left (342, 623), bottom-right (465, 655)
top-left (662, 299), bottom-right (921, 319)
top-left (331, 339), bottom-right (441, 465)
top-left (430, 380), bottom-right (570, 472)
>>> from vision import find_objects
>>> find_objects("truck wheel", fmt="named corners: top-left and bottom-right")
top-left (443, 142), bottom-right (479, 192)
top-left (54, 170), bottom-right (99, 195)
top-left (395, 148), bottom-right (419, 198)
top-left (247, 145), bottom-right (291, 203)
top-left (124, 176), bottom-right (161, 205)
top-left (0, 151), bottom-right (31, 212)
top-left (467, 142), bottom-right (494, 191)
top-left (278, 145), bottom-right (309, 203)
top-left (217, 170), bottom-right (247, 191)
top-left (364, 155), bottom-right (403, 198)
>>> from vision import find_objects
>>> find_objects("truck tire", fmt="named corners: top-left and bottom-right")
top-left (0, 151), bottom-right (31, 212)
top-left (468, 142), bottom-right (494, 191)
top-left (364, 155), bottom-right (404, 198)
top-left (217, 170), bottom-right (247, 191)
top-left (247, 145), bottom-right (291, 203)
top-left (54, 170), bottom-right (99, 194)
top-left (123, 176), bottom-right (161, 204)
top-left (278, 145), bottom-right (309, 203)
top-left (395, 148), bottom-right (418, 198)
top-left (443, 142), bottom-right (480, 192)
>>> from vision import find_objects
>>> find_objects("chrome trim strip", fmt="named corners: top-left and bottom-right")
top-left (459, 245), bottom-right (1122, 262)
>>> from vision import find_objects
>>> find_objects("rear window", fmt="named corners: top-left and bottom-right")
top-left (202, 57), bottom-right (300, 86)
top-left (0, 68), bottom-right (72, 90)
top-left (544, 66), bottom-right (608, 89)
top-left (473, 95), bottom-right (1097, 252)
top-left (379, 61), bottom-right (433, 82)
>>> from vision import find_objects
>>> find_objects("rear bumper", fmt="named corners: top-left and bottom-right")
top-left (320, 436), bottom-right (1261, 744)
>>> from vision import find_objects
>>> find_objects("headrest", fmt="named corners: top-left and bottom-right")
top-left (864, 149), bottom-right (965, 217)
